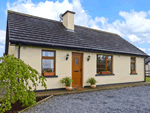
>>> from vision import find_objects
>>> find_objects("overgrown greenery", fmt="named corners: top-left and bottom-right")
top-left (60, 77), bottom-right (73, 86)
top-left (87, 77), bottom-right (97, 85)
top-left (0, 55), bottom-right (47, 113)
top-left (146, 77), bottom-right (150, 81)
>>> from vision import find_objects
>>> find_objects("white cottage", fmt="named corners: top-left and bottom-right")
top-left (5, 10), bottom-right (148, 91)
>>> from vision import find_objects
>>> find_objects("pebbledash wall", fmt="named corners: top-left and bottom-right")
top-left (8, 45), bottom-right (145, 90)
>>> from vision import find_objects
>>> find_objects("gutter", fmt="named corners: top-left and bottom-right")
top-left (5, 20), bottom-right (9, 55)
top-left (18, 43), bottom-right (21, 59)
top-left (144, 56), bottom-right (149, 82)
top-left (10, 40), bottom-right (149, 58)
top-left (18, 43), bottom-right (21, 82)
top-left (9, 39), bottom-right (148, 57)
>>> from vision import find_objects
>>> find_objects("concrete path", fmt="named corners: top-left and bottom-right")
top-left (35, 82), bottom-right (150, 97)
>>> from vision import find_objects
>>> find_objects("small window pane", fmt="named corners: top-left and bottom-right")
top-left (100, 61), bottom-right (106, 68)
top-left (99, 56), bottom-right (106, 69)
top-left (75, 58), bottom-right (78, 65)
top-left (97, 69), bottom-right (100, 73)
top-left (97, 55), bottom-right (103, 60)
top-left (131, 63), bottom-right (135, 71)
top-left (107, 68), bottom-right (111, 72)
top-left (107, 61), bottom-right (112, 72)
top-left (42, 59), bottom-right (54, 72)
top-left (107, 56), bottom-right (111, 60)
top-left (43, 51), bottom-right (54, 57)
top-left (131, 58), bottom-right (135, 62)
top-left (100, 68), bottom-right (106, 71)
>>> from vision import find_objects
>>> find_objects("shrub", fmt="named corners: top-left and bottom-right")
top-left (0, 55), bottom-right (47, 113)
top-left (87, 77), bottom-right (97, 85)
top-left (43, 68), bottom-right (52, 72)
top-left (60, 77), bottom-right (73, 86)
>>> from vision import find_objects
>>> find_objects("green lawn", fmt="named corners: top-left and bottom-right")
top-left (146, 77), bottom-right (150, 81)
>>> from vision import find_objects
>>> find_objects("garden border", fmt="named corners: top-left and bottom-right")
top-left (18, 95), bottom-right (53, 113)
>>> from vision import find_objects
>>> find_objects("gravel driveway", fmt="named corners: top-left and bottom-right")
top-left (24, 85), bottom-right (150, 113)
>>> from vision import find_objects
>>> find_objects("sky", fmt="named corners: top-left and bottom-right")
top-left (0, 0), bottom-right (150, 57)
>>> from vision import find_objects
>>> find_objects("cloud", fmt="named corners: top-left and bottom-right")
top-left (6, 0), bottom-right (93, 27)
top-left (0, 30), bottom-right (5, 45)
top-left (7, 0), bottom-right (73, 21)
top-left (99, 10), bottom-right (150, 43)
top-left (138, 47), bottom-right (146, 52)
top-left (128, 34), bottom-right (141, 42)
top-left (148, 48), bottom-right (150, 51)
top-left (6, 0), bottom-right (121, 33)
top-left (0, 46), bottom-right (4, 53)
top-left (0, 30), bottom-right (5, 53)
top-left (6, 0), bottom-right (150, 51)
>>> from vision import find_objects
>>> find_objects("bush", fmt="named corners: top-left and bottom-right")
top-left (60, 77), bottom-right (73, 86)
top-left (87, 77), bottom-right (97, 85)
top-left (0, 55), bottom-right (47, 113)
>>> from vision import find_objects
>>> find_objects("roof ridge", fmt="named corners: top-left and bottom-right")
top-left (8, 10), bottom-right (118, 36)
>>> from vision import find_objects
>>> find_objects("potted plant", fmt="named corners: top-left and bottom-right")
top-left (60, 77), bottom-right (73, 90)
top-left (43, 69), bottom-right (54, 76)
top-left (131, 70), bottom-right (136, 73)
top-left (101, 69), bottom-right (111, 74)
top-left (87, 77), bottom-right (97, 88)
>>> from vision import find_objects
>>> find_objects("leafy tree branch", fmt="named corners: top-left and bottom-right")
top-left (0, 55), bottom-right (47, 113)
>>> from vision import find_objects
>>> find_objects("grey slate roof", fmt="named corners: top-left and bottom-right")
top-left (7, 10), bottom-right (148, 57)
top-left (145, 57), bottom-right (150, 64)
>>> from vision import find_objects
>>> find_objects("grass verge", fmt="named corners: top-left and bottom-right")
top-left (146, 77), bottom-right (150, 81)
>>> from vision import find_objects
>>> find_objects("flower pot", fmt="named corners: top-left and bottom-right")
top-left (66, 86), bottom-right (72, 91)
top-left (131, 71), bottom-right (136, 73)
top-left (43, 72), bottom-right (54, 76)
top-left (101, 71), bottom-right (111, 74)
top-left (91, 84), bottom-right (96, 88)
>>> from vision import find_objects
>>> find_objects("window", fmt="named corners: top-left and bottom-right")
top-left (75, 58), bottom-right (79, 65)
top-left (131, 57), bottom-right (136, 73)
top-left (97, 55), bottom-right (112, 74)
top-left (42, 50), bottom-right (55, 76)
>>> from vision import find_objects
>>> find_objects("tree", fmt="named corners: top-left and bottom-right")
top-left (0, 54), bottom-right (47, 113)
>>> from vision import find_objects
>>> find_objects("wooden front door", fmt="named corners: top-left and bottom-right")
top-left (72, 53), bottom-right (83, 87)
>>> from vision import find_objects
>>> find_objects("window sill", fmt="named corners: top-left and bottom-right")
top-left (95, 74), bottom-right (115, 76)
top-left (41, 75), bottom-right (58, 78)
top-left (130, 73), bottom-right (138, 75)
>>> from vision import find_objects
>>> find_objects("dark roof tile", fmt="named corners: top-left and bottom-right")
top-left (7, 10), bottom-right (148, 56)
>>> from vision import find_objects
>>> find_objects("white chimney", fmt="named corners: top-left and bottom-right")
top-left (62, 10), bottom-right (75, 31)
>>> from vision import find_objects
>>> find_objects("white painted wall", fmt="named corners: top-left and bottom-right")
top-left (8, 45), bottom-right (145, 90)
